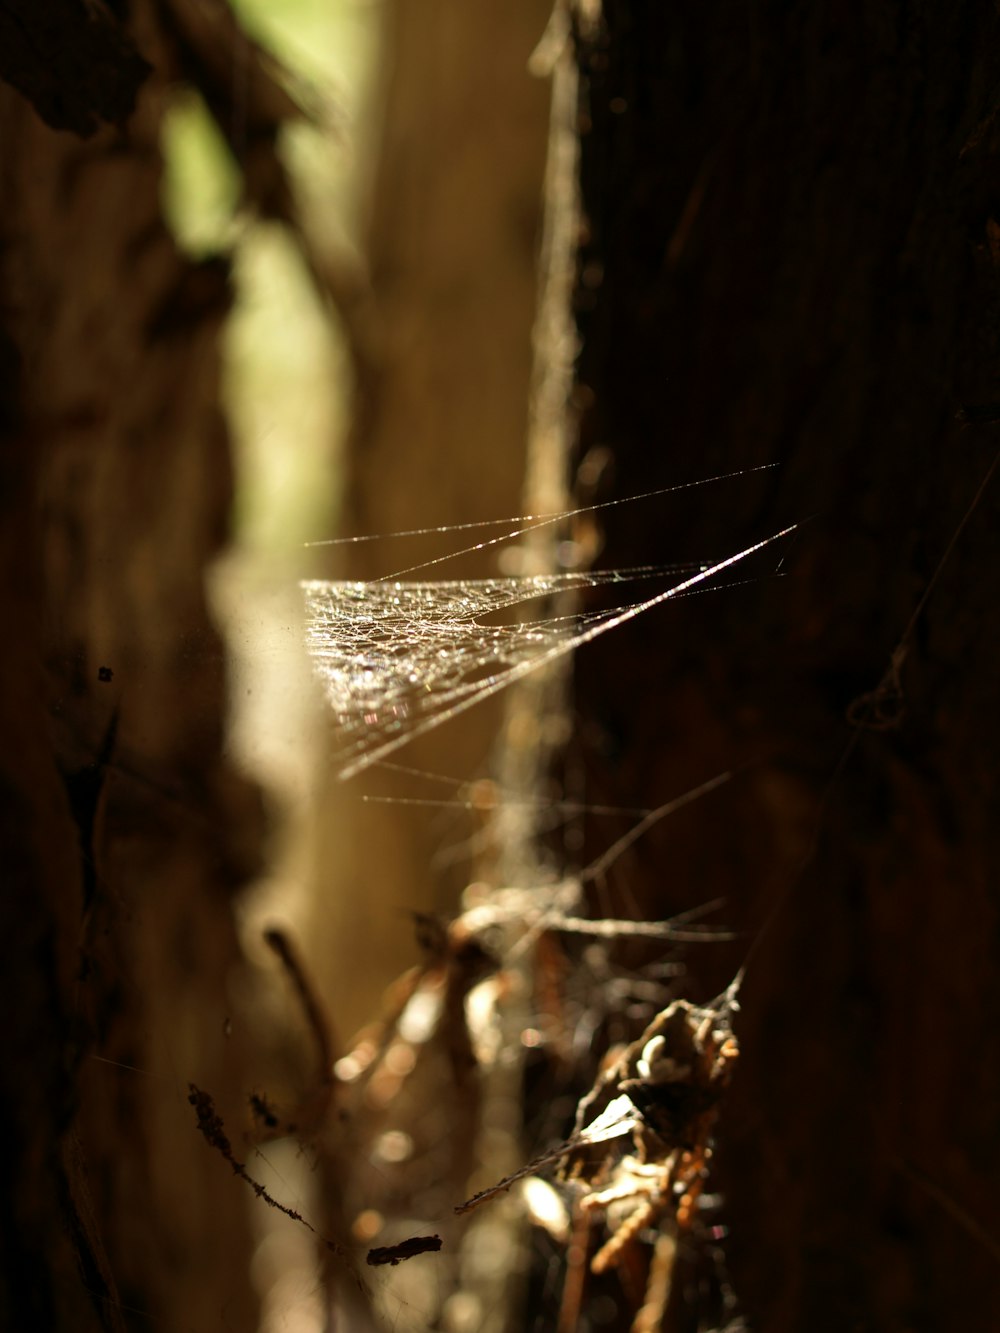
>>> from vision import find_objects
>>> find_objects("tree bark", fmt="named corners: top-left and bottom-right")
top-left (0, 5), bottom-right (270, 1328)
top-left (565, 3), bottom-right (1000, 1330)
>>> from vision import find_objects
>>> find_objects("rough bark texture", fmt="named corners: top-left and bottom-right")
top-left (566, 3), bottom-right (1000, 1330)
top-left (0, 5), bottom-right (269, 1328)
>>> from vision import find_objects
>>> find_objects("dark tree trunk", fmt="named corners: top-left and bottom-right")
top-left (565, 4), bottom-right (1000, 1330)
top-left (0, 4), bottom-right (272, 1328)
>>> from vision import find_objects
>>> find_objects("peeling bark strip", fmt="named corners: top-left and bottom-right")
top-left (0, 0), bottom-right (150, 134)
top-left (366, 1235), bottom-right (443, 1267)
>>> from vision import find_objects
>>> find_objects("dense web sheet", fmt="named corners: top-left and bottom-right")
top-left (302, 527), bottom-right (795, 779)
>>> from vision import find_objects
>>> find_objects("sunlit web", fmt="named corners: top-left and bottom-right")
top-left (301, 524), bottom-right (795, 780)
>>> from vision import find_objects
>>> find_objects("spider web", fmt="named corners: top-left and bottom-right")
top-left (301, 527), bottom-right (795, 780)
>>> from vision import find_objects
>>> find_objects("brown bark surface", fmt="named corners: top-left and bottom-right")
top-left (0, 5), bottom-right (270, 1328)
top-left (565, 4), bottom-right (1000, 1330)
top-left (0, 0), bottom-right (149, 135)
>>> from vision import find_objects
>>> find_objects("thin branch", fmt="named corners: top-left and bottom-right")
top-left (188, 1084), bottom-right (367, 1294)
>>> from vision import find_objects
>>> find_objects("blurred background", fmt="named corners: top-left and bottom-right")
top-left (162, 0), bottom-right (551, 1037)
top-left (164, 2), bottom-right (556, 1328)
